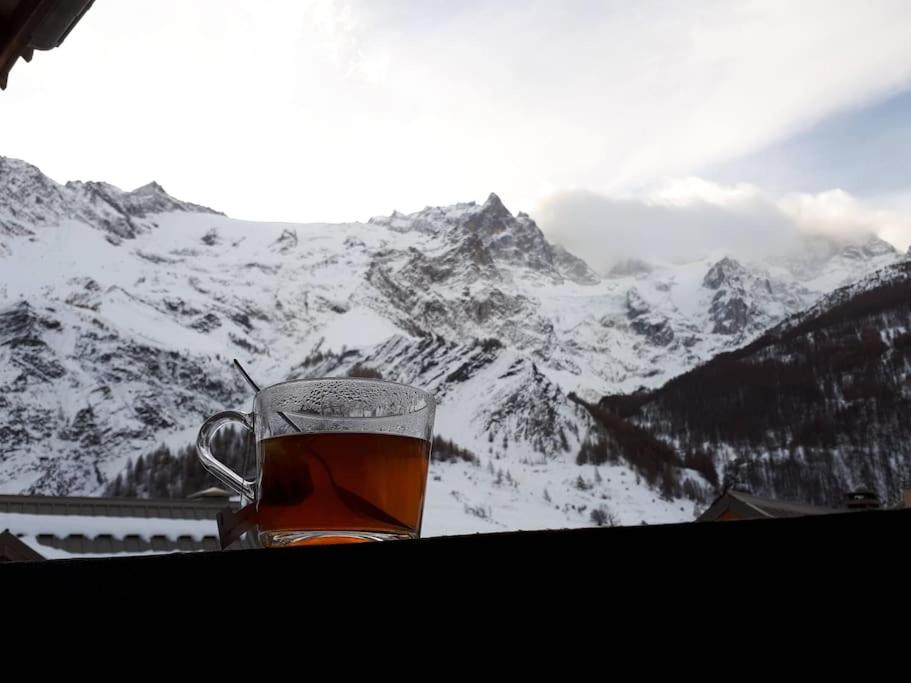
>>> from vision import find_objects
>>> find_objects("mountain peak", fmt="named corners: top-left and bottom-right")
top-left (703, 256), bottom-right (746, 290)
top-left (366, 193), bottom-right (598, 285)
top-left (132, 181), bottom-right (167, 196)
top-left (837, 234), bottom-right (896, 261)
top-left (0, 156), bottom-right (41, 174)
top-left (480, 192), bottom-right (510, 218)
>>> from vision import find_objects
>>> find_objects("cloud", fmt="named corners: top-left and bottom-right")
top-left (2, 1), bottom-right (911, 223)
top-left (780, 190), bottom-right (911, 246)
top-left (534, 180), bottom-right (911, 272)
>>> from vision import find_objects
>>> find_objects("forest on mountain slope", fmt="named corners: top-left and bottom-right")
top-left (587, 262), bottom-right (911, 508)
top-left (104, 427), bottom-right (477, 499)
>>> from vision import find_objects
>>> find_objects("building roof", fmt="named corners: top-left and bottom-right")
top-left (0, 0), bottom-right (94, 90)
top-left (0, 529), bottom-right (45, 561)
top-left (187, 486), bottom-right (233, 500)
top-left (697, 489), bottom-right (835, 522)
top-left (0, 493), bottom-right (228, 519)
top-left (0, 493), bottom-right (251, 559)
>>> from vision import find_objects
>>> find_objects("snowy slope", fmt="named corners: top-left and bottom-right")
top-left (0, 156), bottom-right (901, 532)
top-left (617, 258), bottom-right (911, 507)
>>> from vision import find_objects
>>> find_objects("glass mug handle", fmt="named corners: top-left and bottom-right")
top-left (196, 410), bottom-right (256, 500)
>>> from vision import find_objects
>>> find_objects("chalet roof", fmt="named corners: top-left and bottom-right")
top-left (0, 493), bottom-right (227, 518)
top-left (698, 489), bottom-right (835, 522)
top-left (0, 0), bottom-right (94, 90)
top-left (0, 493), bottom-right (242, 559)
top-left (0, 529), bottom-right (45, 561)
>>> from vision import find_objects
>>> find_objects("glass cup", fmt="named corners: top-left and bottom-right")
top-left (196, 378), bottom-right (435, 547)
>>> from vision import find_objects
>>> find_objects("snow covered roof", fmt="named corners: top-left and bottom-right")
top-left (0, 494), bottom-right (224, 559)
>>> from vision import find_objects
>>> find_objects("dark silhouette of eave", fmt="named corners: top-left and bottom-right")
top-left (0, 0), bottom-right (94, 90)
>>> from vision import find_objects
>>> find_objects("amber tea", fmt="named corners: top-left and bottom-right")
top-left (255, 432), bottom-right (430, 546)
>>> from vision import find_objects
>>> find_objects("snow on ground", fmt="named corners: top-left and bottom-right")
top-left (423, 456), bottom-right (698, 536)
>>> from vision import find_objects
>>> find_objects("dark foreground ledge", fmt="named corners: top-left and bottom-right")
top-left (4, 510), bottom-right (907, 610)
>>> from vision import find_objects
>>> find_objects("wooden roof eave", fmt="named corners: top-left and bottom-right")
top-left (0, 0), bottom-right (95, 90)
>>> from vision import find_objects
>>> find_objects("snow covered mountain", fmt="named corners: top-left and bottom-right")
top-left (594, 258), bottom-right (911, 508)
top-left (0, 156), bottom-right (902, 532)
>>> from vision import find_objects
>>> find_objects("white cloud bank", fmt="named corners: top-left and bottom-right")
top-left (1, 1), bottom-right (911, 223)
top-left (534, 179), bottom-right (911, 272)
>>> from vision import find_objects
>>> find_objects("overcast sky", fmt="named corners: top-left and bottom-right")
top-left (3, 0), bottom-right (911, 265)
